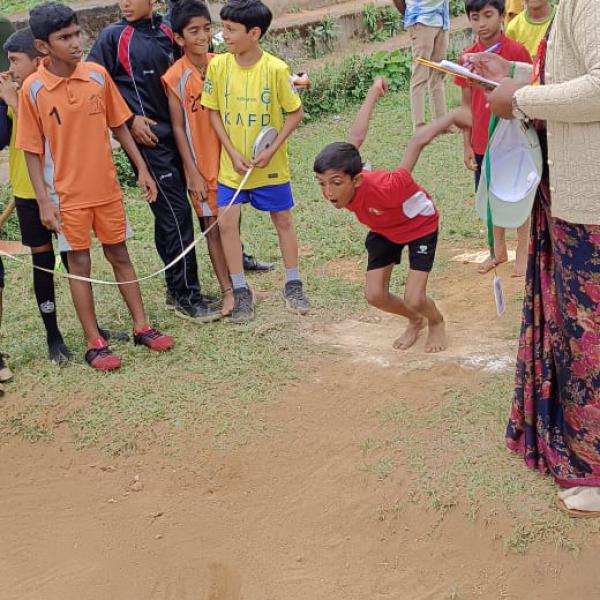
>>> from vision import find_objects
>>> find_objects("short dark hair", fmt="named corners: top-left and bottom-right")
top-left (171, 0), bottom-right (212, 35)
top-left (313, 142), bottom-right (363, 178)
top-left (220, 0), bottom-right (272, 38)
top-left (3, 27), bottom-right (43, 59)
top-left (465, 0), bottom-right (505, 16)
top-left (29, 2), bottom-right (78, 42)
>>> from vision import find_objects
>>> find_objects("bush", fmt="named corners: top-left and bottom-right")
top-left (302, 49), bottom-right (412, 121)
top-left (449, 0), bottom-right (465, 16)
top-left (113, 147), bottom-right (137, 189)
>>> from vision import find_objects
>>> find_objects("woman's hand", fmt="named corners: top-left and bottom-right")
top-left (463, 52), bottom-right (512, 82)
top-left (487, 78), bottom-right (524, 120)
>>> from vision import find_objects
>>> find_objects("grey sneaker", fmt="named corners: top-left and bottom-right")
top-left (283, 280), bottom-right (310, 315)
top-left (231, 287), bottom-right (255, 323)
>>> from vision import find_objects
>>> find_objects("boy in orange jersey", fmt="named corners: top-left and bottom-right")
top-left (162, 0), bottom-right (233, 316)
top-left (17, 2), bottom-right (174, 371)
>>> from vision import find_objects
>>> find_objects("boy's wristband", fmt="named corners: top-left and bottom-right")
top-left (509, 62), bottom-right (516, 79)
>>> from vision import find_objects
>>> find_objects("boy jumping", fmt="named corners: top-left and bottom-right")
top-left (201, 0), bottom-right (310, 322)
top-left (17, 2), bottom-right (173, 370)
top-left (314, 78), bottom-right (470, 352)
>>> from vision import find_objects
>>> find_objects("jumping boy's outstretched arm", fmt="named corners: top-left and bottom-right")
top-left (399, 107), bottom-right (472, 173)
top-left (347, 77), bottom-right (388, 149)
top-left (348, 77), bottom-right (471, 172)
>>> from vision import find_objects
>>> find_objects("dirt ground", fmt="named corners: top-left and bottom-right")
top-left (2, 248), bottom-right (600, 600)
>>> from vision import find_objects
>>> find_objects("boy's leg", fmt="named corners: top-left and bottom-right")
top-left (270, 208), bottom-right (310, 315)
top-left (66, 250), bottom-right (102, 344)
top-left (218, 203), bottom-right (245, 280)
top-left (139, 141), bottom-right (203, 305)
top-left (102, 242), bottom-right (147, 332)
top-left (403, 269), bottom-right (446, 353)
top-left (365, 265), bottom-right (425, 350)
top-left (514, 217), bottom-right (531, 277)
top-left (429, 27), bottom-right (449, 121)
top-left (217, 183), bottom-right (257, 323)
top-left (409, 23), bottom-right (437, 130)
top-left (202, 217), bottom-right (234, 316)
top-left (404, 232), bottom-right (446, 353)
top-left (0, 258), bottom-right (11, 383)
top-left (270, 209), bottom-right (298, 271)
top-left (60, 251), bottom-right (129, 342)
top-left (14, 198), bottom-right (71, 363)
top-left (478, 226), bottom-right (509, 274)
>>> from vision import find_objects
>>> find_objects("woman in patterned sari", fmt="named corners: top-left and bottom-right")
top-left (467, 0), bottom-right (600, 516)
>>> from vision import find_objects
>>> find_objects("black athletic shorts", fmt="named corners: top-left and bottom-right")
top-left (0, 256), bottom-right (4, 288)
top-left (15, 197), bottom-right (52, 248)
top-left (365, 229), bottom-right (438, 272)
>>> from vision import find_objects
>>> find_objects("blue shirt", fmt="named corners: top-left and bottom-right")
top-left (404, 0), bottom-right (450, 30)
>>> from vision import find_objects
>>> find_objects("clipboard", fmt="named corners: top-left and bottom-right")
top-left (415, 58), bottom-right (499, 90)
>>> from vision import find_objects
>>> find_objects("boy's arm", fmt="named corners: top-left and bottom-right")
top-left (88, 32), bottom-right (158, 146)
top-left (0, 73), bottom-right (18, 112)
top-left (208, 109), bottom-right (251, 175)
top-left (461, 87), bottom-right (477, 171)
top-left (24, 151), bottom-right (61, 232)
top-left (251, 106), bottom-right (304, 168)
top-left (347, 77), bottom-right (387, 149)
top-left (111, 124), bottom-right (158, 203)
top-left (399, 107), bottom-right (472, 172)
top-left (166, 88), bottom-right (207, 205)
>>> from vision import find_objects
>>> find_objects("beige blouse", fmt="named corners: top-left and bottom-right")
top-left (513, 0), bottom-right (600, 225)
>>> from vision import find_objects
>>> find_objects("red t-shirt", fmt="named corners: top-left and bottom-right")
top-left (346, 168), bottom-right (439, 244)
top-left (455, 34), bottom-right (531, 155)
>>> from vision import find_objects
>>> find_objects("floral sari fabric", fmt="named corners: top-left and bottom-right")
top-left (506, 180), bottom-right (600, 486)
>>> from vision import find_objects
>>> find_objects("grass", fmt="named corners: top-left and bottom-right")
top-left (377, 376), bottom-right (600, 553)
top-left (4, 0), bottom-right (77, 16)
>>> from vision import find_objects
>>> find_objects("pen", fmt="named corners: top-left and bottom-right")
top-left (464, 42), bottom-right (502, 68)
top-left (484, 42), bottom-right (502, 54)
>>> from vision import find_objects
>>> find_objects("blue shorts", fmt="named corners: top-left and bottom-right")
top-left (217, 182), bottom-right (294, 213)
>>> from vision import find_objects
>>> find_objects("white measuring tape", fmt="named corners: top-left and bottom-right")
top-left (0, 127), bottom-right (278, 286)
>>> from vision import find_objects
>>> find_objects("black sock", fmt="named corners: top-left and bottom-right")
top-left (60, 251), bottom-right (69, 272)
top-left (31, 251), bottom-right (63, 345)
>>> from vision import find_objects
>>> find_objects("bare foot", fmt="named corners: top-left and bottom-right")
top-left (221, 289), bottom-right (234, 317)
top-left (424, 320), bottom-right (447, 353)
top-left (512, 255), bottom-right (527, 278)
top-left (393, 317), bottom-right (426, 351)
top-left (477, 254), bottom-right (507, 274)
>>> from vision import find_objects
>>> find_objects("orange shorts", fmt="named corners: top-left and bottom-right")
top-left (60, 199), bottom-right (130, 251)
top-left (190, 188), bottom-right (218, 219)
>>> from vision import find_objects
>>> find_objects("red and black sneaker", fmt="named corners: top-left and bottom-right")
top-left (133, 326), bottom-right (174, 352)
top-left (85, 338), bottom-right (122, 371)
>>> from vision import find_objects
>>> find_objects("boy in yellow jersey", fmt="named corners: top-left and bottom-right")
top-left (505, 0), bottom-right (555, 60)
top-left (201, 0), bottom-right (309, 323)
top-left (0, 28), bottom-right (72, 364)
top-left (504, 0), bottom-right (524, 25)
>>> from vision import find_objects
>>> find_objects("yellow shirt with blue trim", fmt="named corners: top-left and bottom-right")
top-left (201, 51), bottom-right (302, 190)
top-left (8, 107), bottom-right (36, 199)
